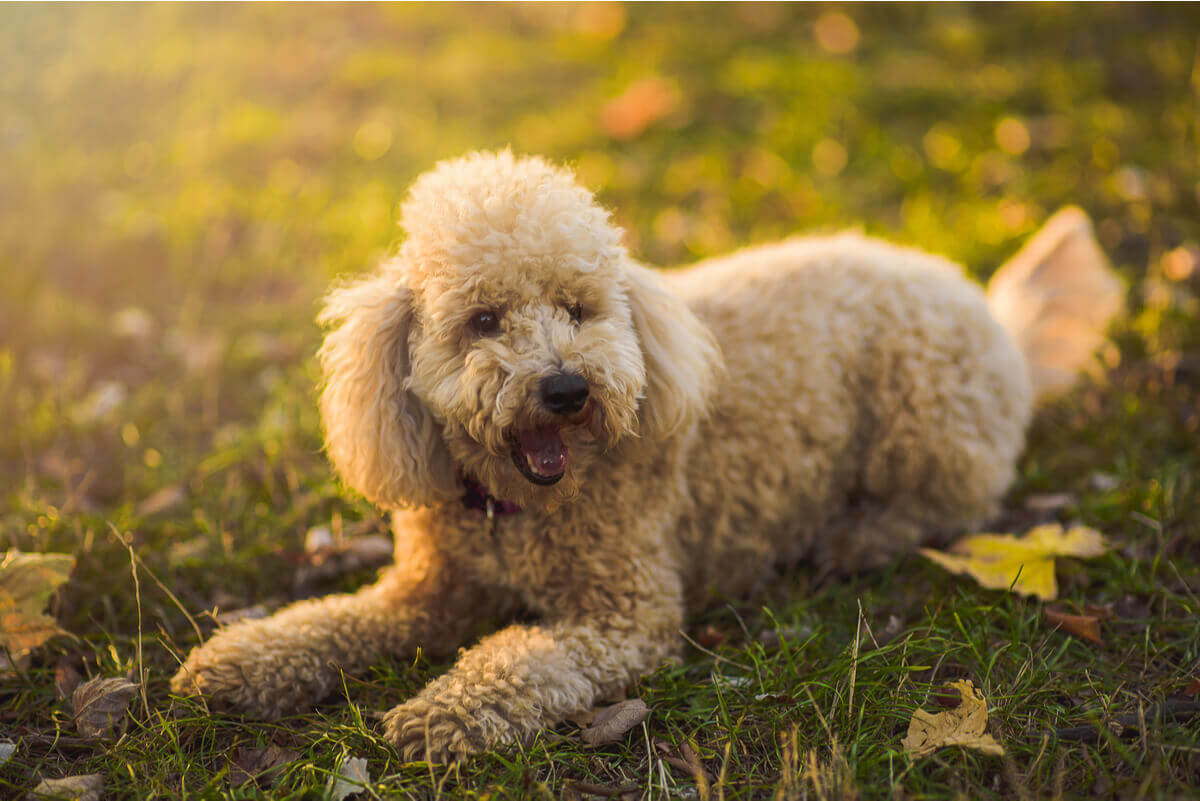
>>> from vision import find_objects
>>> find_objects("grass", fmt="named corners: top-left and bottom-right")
top-left (2, 3), bottom-right (1199, 799)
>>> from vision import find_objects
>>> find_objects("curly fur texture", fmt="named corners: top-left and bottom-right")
top-left (171, 151), bottom-right (1122, 761)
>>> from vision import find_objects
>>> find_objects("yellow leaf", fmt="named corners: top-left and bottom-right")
top-left (901, 679), bottom-right (1005, 759)
top-left (918, 524), bottom-right (1109, 600)
top-left (0, 551), bottom-right (75, 655)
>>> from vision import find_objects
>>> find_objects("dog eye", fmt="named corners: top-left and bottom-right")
top-left (470, 310), bottom-right (501, 336)
top-left (568, 302), bottom-right (583, 324)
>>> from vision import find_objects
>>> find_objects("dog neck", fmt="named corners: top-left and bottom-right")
top-left (461, 477), bottom-right (522, 520)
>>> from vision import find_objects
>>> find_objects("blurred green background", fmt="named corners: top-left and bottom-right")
top-left (1, 4), bottom-right (1198, 797)
top-left (2, 4), bottom-right (1196, 536)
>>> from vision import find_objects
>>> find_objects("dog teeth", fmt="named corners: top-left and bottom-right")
top-left (526, 452), bottom-right (551, 476)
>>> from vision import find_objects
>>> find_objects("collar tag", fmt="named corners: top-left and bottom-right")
top-left (461, 477), bottom-right (521, 518)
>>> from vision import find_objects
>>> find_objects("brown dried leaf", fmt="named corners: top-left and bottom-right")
top-left (901, 679), bottom-right (1005, 758)
top-left (580, 698), bottom-right (649, 746)
top-left (1185, 678), bottom-right (1200, 698)
top-left (54, 655), bottom-right (84, 700)
top-left (692, 624), bottom-right (727, 649)
top-left (72, 676), bottom-right (139, 738)
top-left (1045, 608), bottom-right (1104, 644)
top-left (0, 551), bottom-right (75, 656)
top-left (654, 739), bottom-right (713, 786)
top-left (27, 774), bottom-right (104, 801)
top-left (230, 745), bottom-right (300, 788)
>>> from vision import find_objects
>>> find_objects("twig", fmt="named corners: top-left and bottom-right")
top-left (569, 782), bottom-right (640, 797)
top-left (18, 734), bottom-right (96, 749)
top-left (848, 599), bottom-right (863, 730)
top-left (1052, 699), bottom-right (1200, 742)
top-left (106, 522), bottom-right (204, 643)
top-left (109, 523), bottom-right (149, 719)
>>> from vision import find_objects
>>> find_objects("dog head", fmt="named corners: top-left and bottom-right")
top-left (318, 151), bottom-right (721, 510)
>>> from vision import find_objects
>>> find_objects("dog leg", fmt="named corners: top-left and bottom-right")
top-left (170, 540), bottom-right (496, 719)
top-left (382, 600), bottom-right (682, 762)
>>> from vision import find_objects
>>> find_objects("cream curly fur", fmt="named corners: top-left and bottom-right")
top-left (171, 151), bottom-right (1122, 761)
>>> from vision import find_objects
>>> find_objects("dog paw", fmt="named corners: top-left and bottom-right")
top-left (170, 640), bottom-right (333, 720)
top-left (382, 696), bottom-right (488, 763)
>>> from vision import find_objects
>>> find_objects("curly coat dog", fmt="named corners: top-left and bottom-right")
top-left (172, 151), bottom-right (1122, 761)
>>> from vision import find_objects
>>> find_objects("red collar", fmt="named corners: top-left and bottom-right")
top-left (461, 478), bottom-right (522, 519)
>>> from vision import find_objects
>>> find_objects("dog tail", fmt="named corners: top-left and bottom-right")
top-left (986, 207), bottom-right (1124, 402)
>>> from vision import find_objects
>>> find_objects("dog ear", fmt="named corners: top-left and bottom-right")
top-left (317, 268), bottom-right (456, 508)
top-left (623, 260), bottom-right (724, 440)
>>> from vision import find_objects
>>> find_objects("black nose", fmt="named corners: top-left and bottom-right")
top-left (539, 373), bottom-right (589, 415)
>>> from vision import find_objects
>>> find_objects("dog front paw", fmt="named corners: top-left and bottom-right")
top-left (382, 696), bottom-right (489, 763)
top-left (170, 635), bottom-right (336, 720)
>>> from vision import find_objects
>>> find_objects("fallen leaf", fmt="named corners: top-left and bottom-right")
top-left (27, 774), bottom-right (104, 801)
top-left (901, 679), bottom-right (1005, 758)
top-left (325, 753), bottom-right (370, 801)
top-left (55, 654), bottom-right (84, 700)
top-left (1082, 604), bottom-right (1114, 620)
top-left (230, 745), bottom-right (300, 788)
top-left (654, 739), bottom-right (713, 786)
top-left (0, 741), bottom-right (14, 766)
top-left (0, 551), bottom-right (76, 657)
top-left (918, 524), bottom-right (1109, 600)
top-left (692, 624), bottom-right (727, 649)
top-left (1044, 607), bottom-right (1104, 644)
top-left (1184, 678), bottom-right (1200, 698)
top-left (581, 698), bottom-right (649, 746)
top-left (72, 676), bottom-right (139, 738)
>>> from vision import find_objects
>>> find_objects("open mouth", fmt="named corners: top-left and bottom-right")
top-left (509, 426), bottom-right (568, 485)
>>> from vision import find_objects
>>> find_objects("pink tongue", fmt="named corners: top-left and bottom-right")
top-left (518, 426), bottom-right (568, 476)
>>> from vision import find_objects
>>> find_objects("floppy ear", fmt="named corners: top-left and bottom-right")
top-left (317, 268), bottom-right (456, 508)
top-left (623, 260), bottom-right (724, 440)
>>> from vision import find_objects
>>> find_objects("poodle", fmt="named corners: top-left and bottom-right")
top-left (171, 150), bottom-right (1123, 761)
